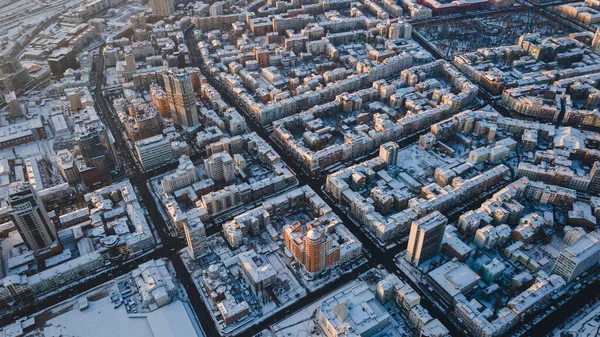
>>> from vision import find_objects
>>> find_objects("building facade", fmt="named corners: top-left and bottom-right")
top-left (134, 135), bottom-right (173, 171)
top-left (8, 185), bottom-right (58, 253)
top-left (204, 152), bottom-right (236, 183)
top-left (150, 0), bottom-right (175, 17)
top-left (184, 218), bottom-right (207, 259)
top-left (163, 69), bottom-right (199, 127)
top-left (405, 211), bottom-right (447, 266)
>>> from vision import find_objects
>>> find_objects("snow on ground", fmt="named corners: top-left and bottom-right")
top-left (40, 294), bottom-right (153, 337)
top-left (271, 280), bottom-right (359, 337)
top-left (480, 104), bottom-right (498, 112)
top-left (396, 144), bottom-right (447, 181)
top-left (0, 231), bottom-right (26, 277)
top-left (1, 231), bottom-right (24, 256)
top-left (559, 301), bottom-right (600, 337)
top-left (26, 281), bottom-right (203, 337)
top-left (414, 9), bottom-right (577, 58)
top-left (105, 67), bottom-right (119, 87)
top-left (0, 0), bottom-right (87, 54)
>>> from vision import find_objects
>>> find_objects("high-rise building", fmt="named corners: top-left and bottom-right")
top-left (304, 227), bottom-right (326, 273)
top-left (123, 103), bottom-right (163, 141)
top-left (124, 52), bottom-right (136, 74)
top-left (204, 152), bottom-right (236, 183)
top-left (134, 135), bottom-right (173, 171)
top-left (0, 54), bottom-right (33, 93)
top-left (592, 27), bottom-right (600, 54)
top-left (103, 47), bottom-right (121, 67)
top-left (405, 211), bottom-right (447, 267)
top-left (161, 155), bottom-right (197, 193)
top-left (552, 231), bottom-right (600, 282)
top-left (254, 48), bottom-right (270, 68)
top-left (163, 69), bottom-right (199, 127)
top-left (130, 13), bottom-right (147, 31)
top-left (5, 91), bottom-right (23, 119)
top-left (589, 161), bottom-right (600, 195)
top-left (283, 223), bottom-right (334, 275)
top-left (209, 1), bottom-right (224, 16)
top-left (77, 124), bottom-right (117, 189)
top-left (8, 185), bottom-right (57, 252)
top-left (281, 221), bottom-right (362, 276)
top-left (150, 84), bottom-right (170, 118)
top-left (184, 218), bottom-right (207, 259)
top-left (56, 149), bottom-right (80, 184)
top-left (150, 0), bottom-right (175, 17)
top-left (379, 141), bottom-right (399, 166)
top-left (47, 48), bottom-right (78, 77)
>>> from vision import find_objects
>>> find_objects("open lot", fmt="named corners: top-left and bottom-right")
top-left (415, 8), bottom-right (577, 58)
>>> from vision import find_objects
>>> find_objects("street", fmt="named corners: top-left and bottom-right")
top-left (181, 26), bottom-right (464, 336)
top-left (4, 6), bottom-right (598, 336)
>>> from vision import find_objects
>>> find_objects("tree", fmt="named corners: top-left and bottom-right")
top-left (493, 293), bottom-right (504, 313)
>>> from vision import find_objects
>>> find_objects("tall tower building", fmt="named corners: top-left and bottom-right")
top-left (134, 135), bottom-right (174, 171)
top-left (405, 211), bottom-right (447, 267)
top-left (209, 1), bottom-right (225, 16)
top-left (151, 84), bottom-right (170, 118)
top-left (379, 141), bottom-right (399, 166)
top-left (8, 185), bottom-right (57, 252)
top-left (163, 69), bottom-right (199, 127)
top-left (57, 149), bottom-right (80, 185)
top-left (125, 103), bottom-right (163, 141)
top-left (130, 13), bottom-right (147, 31)
top-left (589, 161), bottom-right (600, 195)
top-left (282, 221), bottom-right (352, 276)
top-left (204, 152), bottom-right (236, 183)
top-left (124, 52), bottom-right (136, 74)
top-left (254, 48), bottom-right (270, 68)
top-left (592, 27), bottom-right (600, 55)
top-left (184, 218), bottom-right (207, 259)
top-left (0, 54), bottom-right (32, 93)
top-left (552, 231), bottom-right (600, 282)
top-left (305, 227), bottom-right (325, 274)
top-left (77, 124), bottom-right (117, 189)
top-left (150, 0), bottom-right (175, 17)
top-left (5, 91), bottom-right (23, 119)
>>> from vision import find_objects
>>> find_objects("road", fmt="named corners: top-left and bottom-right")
top-left (91, 32), bottom-right (463, 337)
top-left (181, 26), bottom-right (467, 336)
top-left (181, 18), bottom-right (600, 337)
top-left (0, 44), bottom-right (185, 326)
top-left (90, 41), bottom-right (226, 337)
top-left (4, 5), bottom-right (597, 336)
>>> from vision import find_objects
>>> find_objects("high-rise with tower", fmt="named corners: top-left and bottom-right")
top-left (163, 69), bottom-right (199, 127)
